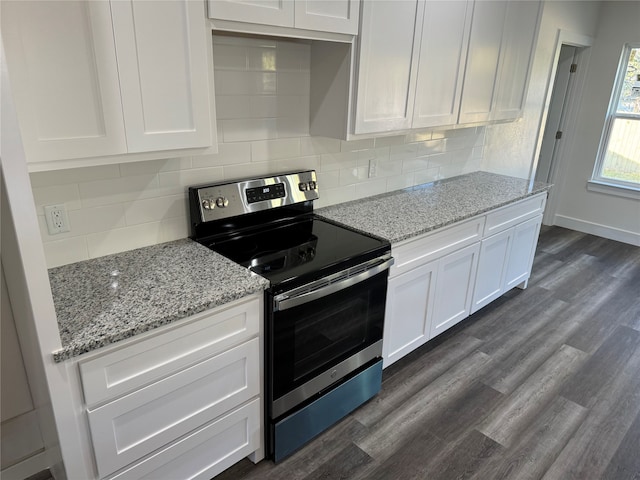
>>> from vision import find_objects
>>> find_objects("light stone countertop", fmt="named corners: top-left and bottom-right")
top-left (50, 239), bottom-right (269, 362)
top-left (49, 171), bottom-right (550, 362)
top-left (317, 171), bottom-right (551, 244)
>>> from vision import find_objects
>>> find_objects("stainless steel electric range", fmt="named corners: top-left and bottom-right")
top-left (189, 170), bottom-right (392, 461)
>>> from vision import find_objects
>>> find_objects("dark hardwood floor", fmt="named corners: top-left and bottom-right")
top-left (217, 226), bottom-right (640, 480)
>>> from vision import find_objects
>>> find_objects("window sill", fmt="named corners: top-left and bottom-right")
top-left (587, 180), bottom-right (640, 200)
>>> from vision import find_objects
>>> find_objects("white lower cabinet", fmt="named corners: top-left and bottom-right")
top-left (383, 194), bottom-right (546, 368)
top-left (75, 294), bottom-right (264, 479)
top-left (383, 260), bottom-right (437, 367)
top-left (430, 242), bottom-right (480, 338)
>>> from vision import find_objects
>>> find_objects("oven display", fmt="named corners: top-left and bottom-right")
top-left (246, 183), bottom-right (286, 204)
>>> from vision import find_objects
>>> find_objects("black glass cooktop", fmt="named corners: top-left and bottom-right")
top-left (207, 215), bottom-right (389, 289)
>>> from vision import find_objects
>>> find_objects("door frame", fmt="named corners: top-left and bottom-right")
top-left (528, 30), bottom-right (594, 225)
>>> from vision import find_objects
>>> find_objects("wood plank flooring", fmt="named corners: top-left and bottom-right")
top-left (216, 226), bottom-right (640, 480)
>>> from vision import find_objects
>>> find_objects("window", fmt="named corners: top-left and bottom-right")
top-left (591, 44), bottom-right (640, 193)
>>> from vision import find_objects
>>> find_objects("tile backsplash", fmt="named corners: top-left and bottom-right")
top-left (31, 34), bottom-right (485, 268)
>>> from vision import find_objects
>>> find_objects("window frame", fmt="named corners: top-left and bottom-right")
top-left (590, 43), bottom-right (640, 195)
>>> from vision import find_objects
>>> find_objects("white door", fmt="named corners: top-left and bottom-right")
top-left (111, 0), bottom-right (213, 152)
top-left (412, 0), bottom-right (472, 129)
top-left (207, 0), bottom-right (295, 27)
top-left (353, 0), bottom-right (423, 134)
top-left (383, 260), bottom-right (437, 368)
top-left (458, 0), bottom-right (507, 124)
top-left (295, 0), bottom-right (360, 35)
top-left (1, 0), bottom-right (127, 162)
top-left (504, 215), bottom-right (542, 290)
top-left (535, 45), bottom-right (577, 183)
top-left (492, 0), bottom-right (541, 121)
top-left (471, 228), bottom-right (512, 314)
top-left (430, 242), bottom-right (480, 338)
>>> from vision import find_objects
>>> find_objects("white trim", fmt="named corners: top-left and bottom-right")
top-left (553, 214), bottom-right (640, 246)
top-left (587, 179), bottom-right (640, 200)
top-left (534, 30), bottom-right (594, 225)
top-left (0, 451), bottom-right (49, 480)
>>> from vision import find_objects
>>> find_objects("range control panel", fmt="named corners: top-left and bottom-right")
top-left (191, 170), bottom-right (319, 223)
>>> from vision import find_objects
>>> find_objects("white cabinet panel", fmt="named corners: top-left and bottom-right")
top-left (88, 339), bottom-right (259, 478)
top-left (110, 400), bottom-right (260, 480)
top-left (484, 194), bottom-right (546, 237)
top-left (471, 228), bottom-right (512, 314)
top-left (412, 0), bottom-right (472, 129)
top-left (353, 0), bottom-right (423, 134)
top-left (430, 242), bottom-right (480, 338)
top-left (208, 0), bottom-right (295, 27)
top-left (505, 215), bottom-right (542, 290)
top-left (111, 0), bottom-right (212, 152)
top-left (383, 260), bottom-right (437, 368)
top-left (295, 0), bottom-right (359, 34)
top-left (493, 0), bottom-right (541, 121)
top-left (79, 298), bottom-right (260, 408)
top-left (458, 0), bottom-right (507, 124)
top-left (1, 0), bottom-right (127, 162)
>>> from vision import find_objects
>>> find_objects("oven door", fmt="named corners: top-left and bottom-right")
top-left (269, 256), bottom-right (392, 419)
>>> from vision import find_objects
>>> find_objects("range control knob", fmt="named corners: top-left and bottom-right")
top-left (215, 196), bottom-right (229, 208)
top-left (298, 182), bottom-right (308, 192)
top-left (308, 181), bottom-right (317, 190)
top-left (202, 199), bottom-right (212, 210)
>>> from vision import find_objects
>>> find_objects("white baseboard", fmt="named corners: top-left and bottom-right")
top-left (553, 214), bottom-right (640, 246)
top-left (1, 450), bottom-right (49, 480)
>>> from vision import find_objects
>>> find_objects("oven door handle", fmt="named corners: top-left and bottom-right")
top-left (274, 257), bottom-right (394, 312)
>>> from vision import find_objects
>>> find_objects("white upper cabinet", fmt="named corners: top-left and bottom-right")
top-left (295, 0), bottom-right (360, 35)
top-left (111, 0), bottom-right (212, 152)
top-left (2, 0), bottom-right (214, 167)
top-left (208, 0), bottom-right (359, 35)
top-left (1, 1), bottom-right (127, 162)
top-left (353, 0), bottom-right (423, 134)
top-left (412, 0), bottom-right (472, 129)
top-left (492, 0), bottom-right (542, 121)
top-left (458, 1), bottom-right (507, 124)
top-left (208, 0), bottom-right (295, 27)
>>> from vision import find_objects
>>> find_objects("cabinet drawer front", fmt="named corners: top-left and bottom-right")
top-left (88, 338), bottom-right (259, 478)
top-left (484, 194), bottom-right (546, 237)
top-left (80, 298), bottom-right (260, 408)
top-left (391, 217), bottom-right (484, 277)
top-left (110, 399), bottom-right (260, 480)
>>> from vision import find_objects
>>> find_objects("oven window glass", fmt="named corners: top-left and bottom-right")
top-left (271, 270), bottom-right (387, 401)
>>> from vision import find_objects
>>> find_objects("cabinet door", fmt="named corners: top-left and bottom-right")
top-left (353, 0), bottom-right (423, 134)
top-left (471, 228), bottom-right (512, 314)
top-left (458, 0), bottom-right (507, 124)
top-left (492, 0), bottom-right (541, 121)
top-left (431, 242), bottom-right (480, 338)
top-left (504, 215), bottom-right (542, 290)
top-left (295, 0), bottom-right (360, 35)
top-left (383, 260), bottom-right (437, 368)
top-left (207, 0), bottom-right (295, 27)
top-left (1, 0), bottom-right (127, 162)
top-left (412, 0), bottom-right (472, 129)
top-left (111, 0), bottom-right (213, 152)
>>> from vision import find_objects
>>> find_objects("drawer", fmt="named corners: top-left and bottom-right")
top-left (88, 338), bottom-right (259, 478)
top-left (80, 297), bottom-right (260, 408)
top-left (484, 194), bottom-right (547, 237)
top-left (108, 399), bottom-right (260, 480)
top-left (391, 217), bottom-right (484, 277)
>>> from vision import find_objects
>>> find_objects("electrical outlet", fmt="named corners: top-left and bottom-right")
top-left (368, 159), bottom-right (378, 178)
top-left (44, 204), bottom-right (70, 235)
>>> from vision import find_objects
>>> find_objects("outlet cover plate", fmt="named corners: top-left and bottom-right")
top-left (44, 204), bottom-right (70, 235)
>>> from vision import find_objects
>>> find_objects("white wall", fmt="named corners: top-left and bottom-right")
top-left (482, 0), bottom-right (601, 178)
top-left (31, 34), bottom-right (486, 268)
top-left (552, 1), bottom-right (640, 244)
